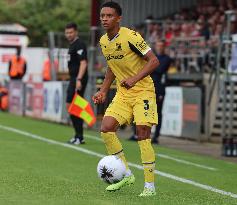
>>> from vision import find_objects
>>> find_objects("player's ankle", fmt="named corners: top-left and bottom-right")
top-left (144, 182), bottom-right (155, 190)
top-left (125, 169), bottom-right (132, 177)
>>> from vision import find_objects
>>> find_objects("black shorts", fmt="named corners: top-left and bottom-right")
top-left (66, 77), bottom-right (88, 103)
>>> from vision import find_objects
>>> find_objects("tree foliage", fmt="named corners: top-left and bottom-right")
top-left (0, 0), bottom-right (90, 46)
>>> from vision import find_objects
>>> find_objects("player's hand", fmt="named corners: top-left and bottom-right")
top-left (120, 77), bottom-right (137, 89)
top-left (92, 91), bottom-right (106, 104)
top-left (76, 80), bottom-right (82, 91)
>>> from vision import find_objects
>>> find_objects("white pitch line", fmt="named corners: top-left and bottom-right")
top-left (157, 154), bottom-right (217, 171)
top-left (84, 134), bottom-right (217, 171)
top-left (85, 134), bottom-right (103, 142)
top-left (0, 124), bottom-right (237, 199)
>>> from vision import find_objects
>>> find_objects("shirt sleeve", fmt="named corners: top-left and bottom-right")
top-left (128, 31), bottom-right (151, 56)
top-left (77, 42), bottom-right (87, 61)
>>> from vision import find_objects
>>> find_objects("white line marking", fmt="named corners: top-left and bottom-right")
top-left (157, 154), bottom-right (217, 171)
top-left (85, 134), bottom-right (103, 142)
top-left (0, 124), bottom-right (237, 199)
top-left (84, 134), bottom-right (217, 171)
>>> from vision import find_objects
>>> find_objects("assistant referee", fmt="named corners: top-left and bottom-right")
top-left (65, 22), bottom-right (88, 145)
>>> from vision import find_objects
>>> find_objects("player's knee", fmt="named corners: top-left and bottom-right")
top-left (100, 126), bottom-right (113, 133)
top-left (100, 124), bottom-right (116, 133)
top-left (136, 125), bottom-right (151, 141)
top-left (100, 116), bottom-right (119, 133)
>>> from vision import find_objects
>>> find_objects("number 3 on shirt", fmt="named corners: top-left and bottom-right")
top-left (143, 100), bottom-right (149, 110)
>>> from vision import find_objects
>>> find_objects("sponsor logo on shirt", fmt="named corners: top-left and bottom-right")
top-left (105, 54), bottom-right (124, 61)
top-left (136, 40), bottom-right (148, 51)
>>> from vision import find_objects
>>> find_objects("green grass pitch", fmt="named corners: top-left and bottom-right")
top-left (0, 112), bottom-right (237, 205)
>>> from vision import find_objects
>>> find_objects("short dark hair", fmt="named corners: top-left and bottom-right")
top-left (65, 22), bottom-right (78, 30)
top-left (101, 1), bottom-right (122, 16)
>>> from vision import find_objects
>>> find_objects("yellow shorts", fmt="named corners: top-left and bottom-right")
top-left (104, 91), bottom-right (158, 126)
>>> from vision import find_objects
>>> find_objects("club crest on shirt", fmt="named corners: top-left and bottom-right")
top-left (115, 43), bottom-right (122, 51)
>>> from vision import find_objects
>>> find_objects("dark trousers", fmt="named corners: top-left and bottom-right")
top-left (66, 77), bottom-right (88, 140)
top-left (153, 96), bottom-right (164, 140)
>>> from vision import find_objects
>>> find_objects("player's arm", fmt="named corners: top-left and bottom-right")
top-left (121, 31), bottom-right (159, 89)
top-left (136, 50), bottom-right (159, 80)
top-left (100, 67), bottom-right (115, 93)
top-left (121, 50), bottom-right (159, 89)
top-left (77, 60), bottom-right (87, 80)
top-left (92, 67), bottom-right (115, 104)
top-left (76, 43), bottom-right (88, 91)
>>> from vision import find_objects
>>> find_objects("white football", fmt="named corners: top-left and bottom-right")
top-left (97, 155), bottom-right (126, 184)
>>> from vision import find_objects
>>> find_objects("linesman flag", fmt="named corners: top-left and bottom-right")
top-left (68, 94), bottom-right (96, 127)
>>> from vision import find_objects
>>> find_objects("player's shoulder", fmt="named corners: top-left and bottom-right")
top-left (120, 27), bottom-right (143, 40)
top-left (74, 38), bottom-right (82, 45)
top-left (99, 33), bottom-right (109, 49)
top-left (100, 33), bottom-right (108, 44)
top-left (73, 38), bottom-right (86, 49)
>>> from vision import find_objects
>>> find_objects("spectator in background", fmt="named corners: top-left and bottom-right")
top-left (8, 47), bottom-right (27, 80)
top-left (197, 20), bottom-right (210, 40)
top-left (150, 40), bottom-right (171, 144)
top-left (142, 0), bottom-right (237, 75)
top-left (180, 23), bottom-right (191, 38)
top-left (171, 23), bottom-right (181, 38)
top-left (230, 15), bottom-right (237, 34)
top-left (65, 22), bottom-right (88, 145)
top-left (42, 51), bottom-right (59, 81)
top-left (0, 84), bottom-right (8, 111)
top-left (149, 24), bottom-right (162, 46)
top-left (164, 21), bottom-right (174, 46)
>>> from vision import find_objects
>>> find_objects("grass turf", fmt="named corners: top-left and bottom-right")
top-left (0, 112), bottom-right (237, 205)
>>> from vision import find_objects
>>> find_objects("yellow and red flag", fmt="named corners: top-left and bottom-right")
top-left (68, 94), bottom-right (96, 127)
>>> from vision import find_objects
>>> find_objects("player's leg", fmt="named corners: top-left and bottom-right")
top-left (101, 95), bottom-right (135, 191)
top-left (136, 124), bottom-right (156, 196)
top-left (133, 95), bottom-right (158, 196)
top-left (101, 116), bottom-right (135, 191)
top-left (101, 116), bottom-right (129, 173)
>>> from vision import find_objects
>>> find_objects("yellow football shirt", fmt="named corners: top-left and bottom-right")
top-left (100, 27), bottom-right (155, 97)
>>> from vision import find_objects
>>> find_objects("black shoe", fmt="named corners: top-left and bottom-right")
top-left (129, 135), bottom-right (138, 141)
top-left (151, 138), bottom-right (159, 144)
